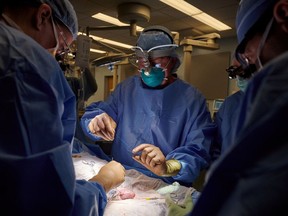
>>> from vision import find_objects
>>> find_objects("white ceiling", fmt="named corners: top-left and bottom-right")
top-left (69, 0), bottom-right (240, 61)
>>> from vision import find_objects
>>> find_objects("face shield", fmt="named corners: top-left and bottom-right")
top-left (132, 44), bottom-right (178, 72)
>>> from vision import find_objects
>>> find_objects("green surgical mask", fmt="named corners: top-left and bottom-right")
top-left (140, 66), bottom-right (165, 87)
top-left (236, 76), bottom-right (249, 92)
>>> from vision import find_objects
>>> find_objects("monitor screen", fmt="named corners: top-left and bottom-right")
top-left (213, 99), bottom-right (224, 111)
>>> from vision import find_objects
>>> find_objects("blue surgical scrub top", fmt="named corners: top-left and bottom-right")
top-left (212, 90), bottom-right (244, 161)
top-left (190, 52), bottom-right (288, 216)
top-left (0, 20), bottom-right (107, 215)
top-left (81, 75), bottom-right (216, 186)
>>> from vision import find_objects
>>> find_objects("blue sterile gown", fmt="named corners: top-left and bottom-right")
top-left (81, 75), bottom-right (216, 186)
top-left (211, 90), bottom-right (244, 161)
top-left (0, 20), bottom-right (107, 215)
top-left (190, 52), bottom-right (288, 216)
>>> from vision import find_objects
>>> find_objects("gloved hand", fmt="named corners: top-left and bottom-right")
top-left (88, 112), bottom-right (116, 141)
top-left (132, 144), bottom-right (181, 176)
top-left (132, 143), bottom-right (167, 176)
top-left (89, 161), bottom-right (125, 192)
top-left (165, 193), bottom-right (194, 216)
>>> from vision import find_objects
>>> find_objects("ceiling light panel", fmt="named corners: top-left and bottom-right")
top-left (92, 13), bottom-right (144, 31)
top-left (160, 0), bottom-right (231, 31)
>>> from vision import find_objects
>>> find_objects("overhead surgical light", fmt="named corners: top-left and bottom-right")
top-left (89, 35), bottom-right (133, 49)
top-left (77, 32), bottom-right (133, 50)
top-left (91, 53), bottom-right (132, 67)
top-left (86, 3), bottom-right (152, 51)
top-left (92, 13), bottom-right (144, 32)
top-left (90, 2), bottom-right (150, 37)
top-left (90, 48), bottom-right (106, 54)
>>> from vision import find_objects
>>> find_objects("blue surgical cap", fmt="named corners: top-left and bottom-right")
top-left (236, 0), bottom-right (277, 44)
top-left (137, 25), bottom-right (174, 50)
top-left (42, 0), bottom-right (78, 39)
top-left (1, 0), bottom-right (78, 39)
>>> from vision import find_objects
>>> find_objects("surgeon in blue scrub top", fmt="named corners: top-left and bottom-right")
top-left (81, 25), bottom-right (216, 186)
top-left (0, 0), bottom-right (125, 215)
top-left (211, 57), bottom-right (255, 162)
top-left (190, 0), bottom-right (288, 215)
